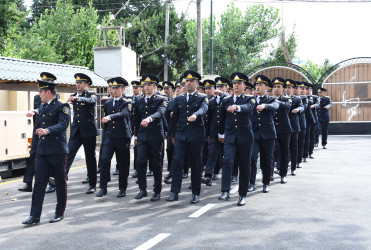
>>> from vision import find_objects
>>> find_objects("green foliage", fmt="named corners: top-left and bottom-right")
top-left (301, 59), bottom-right (333, 84)
top-left (268, 27), bottom-right (297, 62)
top-left (185, 3), bottom-right (281, 78)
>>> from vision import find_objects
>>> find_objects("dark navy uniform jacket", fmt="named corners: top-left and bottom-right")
top-left (165, 99), bottom-right (175, 136)
top-left (289, 94), bottom-right (304, 133)
top-left (305, 95), bottom-right (316, 126)
top-left (171, 92), bottom-right (208, 143)
top-left (103, 97), bottom-right (132, 139)
top-left (133, 94), bottom-right (167, 142)
top-left (318, 96), bottom-right (333, 121)
top-left (36, 98), bottom-right (70, 155)
top-left (218, 94), bottom-right (255, 144)
top-left (70, 89), bottom-right (99, 138)
top-left (252, 94), bottom-right (279, 140)
top-left (309, 95), bottom-right (320, 124)
top-left (274, 95), bottom-right (293, 134)
top-left (298, 95), bottom-right (308, 131)
top-left (206, 95), bottom-right (225, 139)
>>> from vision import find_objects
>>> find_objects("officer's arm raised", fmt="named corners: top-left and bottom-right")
top-left (77, 93), bottom-right (98, 104)
top-left (193, 97), bottom-right (208, 117)
top-left (46, 104), bottom-right (71, 135)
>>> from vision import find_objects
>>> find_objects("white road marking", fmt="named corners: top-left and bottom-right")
top-left (230, 185), bottom-right (239, 194)
top-left (134, 233), bottom-right (171, 250)
top-left (189, 203), bottom-right (217, 218)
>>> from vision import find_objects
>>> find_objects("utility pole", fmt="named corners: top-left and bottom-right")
top-left (164, 0), bottom-right (170, 81)
top-left (197, 0), bottom-right (203, 75)
top-left (210, 0), bottom-right (213, 75)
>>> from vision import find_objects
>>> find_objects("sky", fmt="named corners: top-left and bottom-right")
top-left (24, 0), bottom-right (371, 66)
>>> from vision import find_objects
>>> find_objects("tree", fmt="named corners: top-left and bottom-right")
top-left (268, 27), bottom-right (297, 63)
top-left (185, 3), bottom-right (281, 78)
top-left (301, 59), bottom-right (333, 84)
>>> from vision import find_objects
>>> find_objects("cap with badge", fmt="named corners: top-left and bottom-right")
top-left (227, 81), bottom-right (234, 90)
top-left (157, 83), bottom-right (164, 91)
top-left (175, 81), bottom-right (182, 88)
top-left (74, 73), bottom-right (92, 85)
top-left (215, 77), bottom-right (230, 87)
top-left (40, 72), bottom-right (57, 82)
top-left (162, 81), bottom-right (175, 90)
top-left (318, 87), bottom-right (327, 92)
top-left (285, 79), bottom-right (296, 88)
top-left (198, 81), bottom-right (205, 89)
top-left (272, 77), bottom-right (286, 88)
top-left (231, 72), bottom-right (249, 83)
top-left (107, 77), bottom-right (129, 87)
top-left (183, 70), bottom-right (201, 81)
top-left (142, 73), bottom-right (160, 85)
top-left (38, 72), bottom-right (58, 90)
top-left (296, 81), bottom-right (306, 88)
top-left (304, 82), bottom-right (313, 89)
top-left (254, 75), bottom-right (271, 87)
top-left (131, 80), bottom-right (141, 88)
top-left (203, 79), bottom-right (215, 88)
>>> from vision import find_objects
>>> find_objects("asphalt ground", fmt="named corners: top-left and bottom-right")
top-left (1, 135), bottom-right (371, 249)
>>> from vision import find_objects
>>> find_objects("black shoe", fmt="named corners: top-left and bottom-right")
top-left (45, 185), bottom-right (56, 193)
top-left (274, 169), bottom-right (280, 175)
top-left (309, 155), bottom-right (314, 159)
top-left (164, 178), bottom-right (172, 184)
top-left (150, 192), bottom-right (161, 201)
top-left (297, 163), bottom-right (302, 168)
top-left (97, 168), bottom-right (100, 174)
top-left (113, 169), bottom-right (119, 175)
top-left (49, 177), bottom-right (55, 186)
top-left (291, 170), bottom-right (296, 176)
top-left (263, 184), bottom-right (270, 193)
top-left (231, 176), bottom-right (237, 182)
top-left (218, 191), bottom-right (230, 201)
top-left (314, 143), bottom-right (318, 147)
top-left (303, 158), bottom-right (307, 162)
top-left (132, 170), bottom-right (138, 178)
top-left (165, 192), bottom-right (179, 202)
top-left (86, 186), bottom-right (96, 194)
top-left (147, 170), bottom-right (153, 176)
top-left (281, 176), bottom-right (287, 184)
top-left (182, 173), bottom-right (188, 179)
top-left (135, 180), bottom-right (139, 184)
top-left (22, 216), bottom-right (40, 225)
top-left (323, 145), bottom-right (327, 149)
top-left (135, 190), bottom-right (148, 199)
top-left (96, 188), bottom-right (107, 197)
top-left (248, 184), bottom-right (256, 192)
top-left (117, 190), bottom-right (126, 198)
top-left (188, 183), bottom-right (192, 189)
top-left (237, 196), bottom-right (246, 206)
top-left (49, 215), bottom-right (64, 223)
top-left (270, 176), bottom-right (274, 182)
top-left (201, 176), bottom-right (212, 186)
top-left (82, 177), bottom-right (90, 184)
top-left (18, 183), bottom-right (32, 192)
top-left (190, 194), bottom-right (199, 204)
top-left (164, 174), bottom-right (172, 180)
top-left (212, 173), bottom-right (218, 180)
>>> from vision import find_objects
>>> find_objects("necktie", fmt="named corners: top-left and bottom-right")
top-left (113, 100), bottom-right (116, 106)
top-left (145, 97), bottom-right (148, 103)
top-left (187, 94), bottom-right (192, 102)
top-left (43, 103), bottom-right (48, 111)
top-left (257, 97), bottom-right (260, 104)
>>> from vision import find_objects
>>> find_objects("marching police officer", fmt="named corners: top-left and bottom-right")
top-left (22, 79), bottom-right (70, 225)
top-left (285, 79), bottom-right (304, 176)
top-left (218, 73), bottom-right (255, 206)
top-left (250, 75), bottom-right (279, 193)
top-left (296, 82), bottom-right (308, 169)
top-left (66, 73), bottom-right (99, 194)
top-left (318, 88), bottom-right (332, 149)
top-left (131, 80), bottom-right (143, 178)
top-left (272, 77), bottom-right (292, 183)
top-left (166, 71), bottom-right (208, 204)
top-left (133, 74), bottom-right (167, 201)
top-left (302, 82), bottom-right (316, 163)
top-left (96, 77), bottom-right (132, 198)
top-left (307, 84), bottom-right (319, 158)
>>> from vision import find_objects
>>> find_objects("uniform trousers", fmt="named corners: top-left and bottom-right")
top-left (250, 139), bottom-right (275, 185)
top-left (289, 132), bottom-right (299, 171)
top-left (320, 120), bottom-right (329, 146)
top-left (277, 133), bottom-right (291, 177)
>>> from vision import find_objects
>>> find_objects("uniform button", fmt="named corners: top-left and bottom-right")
top-left (187, 105), bottom-right (189, 107)
top-left (235, 119), bottom-right (237, 121)
top-left (234, 113), bottom-right (236, 116)
top-left (217, 121), bottom-right (219, 123)
top-left (275, 112), bottom-right (278, 114)
top-left (146, 112), bottom-right (148, 114)
top-left (258, 118), bottom-right (260, 120)
top-left (217, 111), bottom-right (219, 113)
top-left (43, 122), bottom-right (45, 124)
top-left (78, 120), bottom-right (80, 123)
top-left (187, 123), bottom-right (189, 125)
top-left (259, 124), bottom-right (261, 126)
top-left (235, 125), bottom-right (237, 128)
top-left (145, 106), bottom-right (148, 108)
top-left (276, 123), bottom-right (278, 125)
top-left (187, 111), bottom-right (189, 113)
top-left (42, 137), bottom-right (45, 140)
top-left (77, 114), bottom-right (80, 116)
top-left (43, 115), bottom-right (45, 117)
top-left (56, 137), bottom-right (59, 139)
top-left (112, 111), bottom-right (115, 113)
top-left (77, 108), bottom-right (79, 110)
top-left (113, 121), bottom-right (115, 124)
top-left (217, 116), bottom-right (219, 118)
top-left (113, 126), bottom-right (115, 128)
top-left (276, 118), bottom-right (278, 120)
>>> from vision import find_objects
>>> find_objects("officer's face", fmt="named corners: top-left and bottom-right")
top-left (197, 87), bottom-right (205, 94)
top-left (112, 87), bottom-right (123, 98)
top-left (244, 88), bottom-right (252, 95)
top-left (164, 87), bottom-right (172, 96)
top-left (299, 87), bottom-right (306, 95)
top-left (227, 89), bottom-right (234, 95)
top-left (273, 84), bottom-right (284, 96)
top-left (216, 85), bottom-right (227, 92)
top-left (133, 87), bottom-right (141, 96)
top-left (108, 86), bottom-right (113, 96)
top-left (255, 83), bottom-right (268, 95)
top-left (205, 86), bottom-right (215, 97)
top-left (318, 91), bottom-right (325, 97)
top-left (306, 88), bottom-right (311, 95)
top-left (286, 85), bottom-right (294, 95)
top-left (293, 88), bottom-right (299, 95)
top-left (76, 81), bottom-right (89, 92)
top-left (175, 86), bottom-right (182, 96)
top-left (39, 89), bottom-right (47, 103)
top-left (144, 83), bottom-right (155, 96)
top-left (185, 79), bottom-right (197, 93)
top-left (233, 81), bottom-right (245, 94)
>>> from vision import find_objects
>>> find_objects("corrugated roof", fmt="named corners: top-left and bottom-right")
top-left (0, 56), bottom-right (107, 87)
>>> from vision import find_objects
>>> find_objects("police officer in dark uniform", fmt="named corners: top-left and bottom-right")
top-left (285, 79), bottom-right (304, 176)
top-left (131, 80), bottom-right (143, 178)
top-left (162, 81), bottom-right (175, 176)
top-left (296, 82), bottom-right (308, 168)
top-left (250, 75), bottom-right (279, 193)
top-left (272, 77), bottom-right (292, 183)
top-left (307, 84), bottom-right (319, 158)
top-left (302, 82), bottom-right (316, 163)
top-left (65, 73), bottom-right (99, 194)
top-left (166, 71), bottom-right (208, 204)
top-left (218, 73), bottom-right (255, 206)
top-left (19, 72), bottom-right (56, 193)
top-left (133, 74), bottom-right (167, 201)
top-left (22, 79), bottom-right (70, 225)
top-left (96, 77), bottom-right (132, 198)
top-left (318, 88), bottom-right (332, 149)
